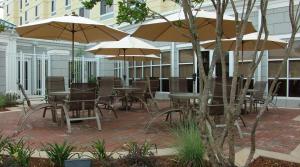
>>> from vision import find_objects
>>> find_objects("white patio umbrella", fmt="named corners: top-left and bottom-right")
top-left (87, 36), bottom-right (160, 82)
top-left (201, 32), bottom-right (287, 62)
top-left (16, 12), bottom-right (128, 82)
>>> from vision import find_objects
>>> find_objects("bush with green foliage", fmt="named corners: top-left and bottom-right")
top-left (90, 139), bottom-right (112, 161)
top-left (173, 121), bottom-right (205, 167)
top-left (6, 139), bottom-right (34, 167)
top-left (88, 75), bottom-right (97, 84)
top-left (122, 141), bottom-right (157, 167)
top-left (0, 95), bottom-right (6, 109)
top-left (5, 93), bottom-right (20, 107)
top-left (0, 135), bottom-right (9, 165)
top-left (44, 141), bottom-right (75, 167)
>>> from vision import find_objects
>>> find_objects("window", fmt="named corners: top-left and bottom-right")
top-left (35, 5), bottom-right (39, 18)
top-left (51, 0), bottom-right (56, 13)
top-left (6, 4), bottom-right (9, 16)
top-left (19, 17), bottom-right (22, 25)
top-left (25, 10), bottom-right (28, 22)
top-left (79, 7), bottom-right (90, 18)
top-left (100, 0), bottom-right (113, 15)
top-left (65, 0), bottom-right (70, 7)
top-left (25, 0), bottom-right (29, 6)
top-left (20, 0), bottom-right (22, 10)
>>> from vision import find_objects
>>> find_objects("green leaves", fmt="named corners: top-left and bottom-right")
top-left (82, 0), bottom-right (113, 9)
top-left (44, 141), bottom-right (75, 167)
top-left (116, 1), bottom-right (150, 24)
top-left (6, 139), bottom-right (34, 167)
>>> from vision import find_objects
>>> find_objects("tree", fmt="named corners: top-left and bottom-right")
top-left (83, 0), bottom-right (300, 166)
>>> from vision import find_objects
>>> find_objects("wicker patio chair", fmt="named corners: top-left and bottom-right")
top-left (144, 78), bottom-right (183, 130)
top-left (62, 83), bottom-right (101, 133)
top-left (17, 82), bottom-right (55, 131)
top-left (96, 77), bottom-right (118, 119)
top-left (44, 76), bottom-right (65, 118)
top-left (268, 81), bottom-right (281, 110)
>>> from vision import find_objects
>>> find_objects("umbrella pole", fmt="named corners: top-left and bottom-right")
top-left (72, 24), bottom-right (75, 83)
top-left (123, 49), bottom-right (126, 85)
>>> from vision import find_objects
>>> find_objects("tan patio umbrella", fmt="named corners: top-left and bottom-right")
top-left (201, 32), bottom-right (287, 62)
top-left (16, 12), bottom-right (128, 82)
top-left (87, 36), bottom-right (160, 82)
top-left (132, 10), bottom-right (256, 42)
top-left (132, 10), bottom-right (256, 91)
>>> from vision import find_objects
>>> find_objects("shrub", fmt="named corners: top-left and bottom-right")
top-left (44, 141), bottom-right (75, 167)
top-left (0, 135), bottom-right (9, 165)
top-left (5, 139), bottom-right (34, 167)
top-left (5, 93), bottom-right (20, 107)
top-left (88, 75), bottom-right (97, 84)
top-left (121, 141), bottom-right (157, 167)
top-left (173, 121), bottom-right (205, 167)
top-left (90, 139), bottom-right (112, 161)
top-left (0, 95), bottom-right (6, 110)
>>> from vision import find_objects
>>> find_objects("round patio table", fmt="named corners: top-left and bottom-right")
top-left (48, 91), bottom-right (70, 124)
top-left (113, 87), bottom-right (142, 112)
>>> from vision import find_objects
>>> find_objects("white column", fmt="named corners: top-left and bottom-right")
top-left (229, 51), bottom-right (234, 77)
top-left (5, 35), bottom-right (18, 93)
top-left (33, 43), bottom-right (37, 93)
top-left (41, 52), bottom-right (46, 96)
top-left (81, 56), bottom-right (85, 82)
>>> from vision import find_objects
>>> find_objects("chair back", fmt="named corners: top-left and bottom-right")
top-left (252, 81), bottom-right (267, 100)
top-left (46, 76), bottom-right (65, 93)
top-left (114, 78), bottom-right (122, 88)
top-left (133, 80), bottom-right (148, 93)
top-left (17, 82), bottom-right (31, 107)
top-left (97, 77), bottom-right (114, 97)
top-left (69, 83), bottom-right (97, 111)
top-left (169, 77), bottom-right (188, 93)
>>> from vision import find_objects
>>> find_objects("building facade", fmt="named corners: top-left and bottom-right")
top-left (1, 0), bottom-right (300, 107)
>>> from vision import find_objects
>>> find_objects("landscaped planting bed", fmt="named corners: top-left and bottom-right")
top-left (249, 156), bottom-right (300, 167)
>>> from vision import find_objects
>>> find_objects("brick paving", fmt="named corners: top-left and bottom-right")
top-left (0, 101), bottom-right (300, 154)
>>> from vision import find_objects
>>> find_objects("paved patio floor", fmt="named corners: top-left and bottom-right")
top-left (0, 101), bottom-right (300, 154)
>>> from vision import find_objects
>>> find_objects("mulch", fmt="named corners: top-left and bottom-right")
top-left (249, 156), bottom-right (300, 167)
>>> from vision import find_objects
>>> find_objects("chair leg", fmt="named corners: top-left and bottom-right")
top-left (239, 116), bottom-right (246, 127)
top-left (43, 108), bottom-right (47, 118)
top-left (63, 105), bottom-right (72, 134)
top-left (94, 107), bottom-right (102, 131)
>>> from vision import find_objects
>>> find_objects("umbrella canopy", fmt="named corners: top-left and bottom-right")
top-left (105, 54), bottom-right (160, 62)
top-left (87, 36), bottom-right (160, 55)
top-left (87, 36), bottom-right (160, 83)
top-left (132, 10), bottom-right (256, 42)
top-left (16, 14), bottom-right (127, 43)
top-left (16, 13), bottom-right (127, 83)
top-left (201, 33), bottom-right (287, 51)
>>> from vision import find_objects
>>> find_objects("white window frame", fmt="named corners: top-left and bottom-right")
top-left (51, 0), bottom-right (56, 15)
top-left (100, 0), bottom-right (113, 16)
top-left (65, 0), bottom-right (71, 8)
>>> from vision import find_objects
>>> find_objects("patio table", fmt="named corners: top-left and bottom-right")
top-left (113, 87), bottom-right (142, 112)
top-left (48, 91), bottom-right (70, 124)
top-left (169, 93), bottom-right (200, 119)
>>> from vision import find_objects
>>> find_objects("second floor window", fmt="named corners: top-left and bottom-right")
top-left (51, 0), bottom-right (56, 13)
top-left (20, 0), bottom-right (22, 10)
top-left (25, 10), bottom-right (28, 22)
top-left (65, 0), bottom-right (70, 7)
top-left (20, 17), bottom-right (22, 25)
top-left (6, 5), bottom-right (9, 16)
top-left (25, 0), bottom-right (29, 5)
top-left (100, 0), bottom-right (113, 15)
top-left (35, 5), bottom-right (39, 17)
top-left (79, 8), bottom-right (90, 18)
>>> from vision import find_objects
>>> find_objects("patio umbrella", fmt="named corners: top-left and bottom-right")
top-left (87, 36), bottom-right (160, 82)
top-left (201, 32), bottom-right (287, 62)
top-left (132, 10), bottom-right (256, 92)
top-left (132, 10), bottom-right (256, 42)
top-left (16, 12), bottom-right (128, 82)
